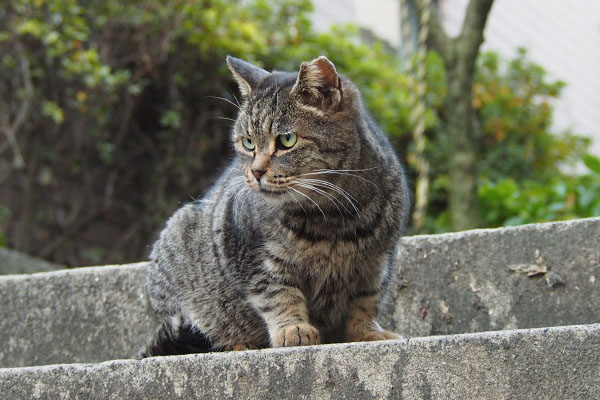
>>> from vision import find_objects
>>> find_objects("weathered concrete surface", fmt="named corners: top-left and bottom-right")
top-left (1, 218), bottom-right (599, 368)
top-left (382, 217), bottom-right (600, 338)
top-left (0, 263), bottom-right (153, 368)
top-left (1, 324), bottom-right (599, 400)
top-left (0, 247), bottom-right (63, 275)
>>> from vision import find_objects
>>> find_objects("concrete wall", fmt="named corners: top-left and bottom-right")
top-left (1, 324), bottom-right (598, 399)
top-left (381, 217), bottom-right (600, 337)
top-left (1, 218), bottom-right (598, 368)
top-left (0, 263), bottom-right (153, 368)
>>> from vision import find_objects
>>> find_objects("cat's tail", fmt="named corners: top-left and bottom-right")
top-left (136, 319), bottom-right (217, 359)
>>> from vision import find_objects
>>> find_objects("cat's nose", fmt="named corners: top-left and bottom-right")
top-left (251, 153), bottom-right (270, 181)
top-left (252, 168), bottom-right (266, 181)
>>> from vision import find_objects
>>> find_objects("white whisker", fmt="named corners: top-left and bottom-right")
top-left (316, 166), bottom-right (381, 173)
top-left (287, 188), bottom-right (307, 216)
top-left (232, 183), bottom-right (250, 223)
top-left (296, 178), bottom-right (361, 218)
top-left (213, 116), bottom-right (237, 123)
top-left (299, 167), bottom-right (379, 187)
top-left (289, 187), bottom-right (326, 219)
top-left (293, 182), bottom-right (346, 220)
top-left (205, 95), bottom-right (241, 111)
top-left (297, 178), bottom-right (360, 204)
top-left (229, 90), bottom-right (242, 109)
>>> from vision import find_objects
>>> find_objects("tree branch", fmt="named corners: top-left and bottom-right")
top-left (0, 40), bottom-right (33, 169)
top-left (412, 0), bottom-right (451, 62)
top-left (12, 41), bottom-right (33, 137)
top-left (458, 0), bottom-right (495, 65)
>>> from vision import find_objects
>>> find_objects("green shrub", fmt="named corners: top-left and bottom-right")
top-left (479, 154), bottom-right (600, 227)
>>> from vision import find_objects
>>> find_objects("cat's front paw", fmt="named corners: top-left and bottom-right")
top-left (271, 323), bottom-right (321, 347)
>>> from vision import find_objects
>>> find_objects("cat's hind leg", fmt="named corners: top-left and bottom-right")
top-left (136, 317), bottom-right (216, 359)
top-left (230, 342), bottom-right (259, 351)
top-left (344, 294), bottom-right (401, 342)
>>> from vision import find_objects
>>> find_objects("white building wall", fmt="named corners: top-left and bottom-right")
top-left (312, 0), bottom-right (401, 47)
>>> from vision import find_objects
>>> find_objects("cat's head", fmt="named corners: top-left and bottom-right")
top-left (226, 56), bottom-right (363, 203)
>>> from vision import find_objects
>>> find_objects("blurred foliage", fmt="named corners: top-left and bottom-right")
top-left (0, 0), bottom-right (597, 266)
top-left (474, 49), bottom-right (589, 181)
top-left (423, 49), bottom-right (596, 233)
top-left (479, 154), bottom-right (600, 227)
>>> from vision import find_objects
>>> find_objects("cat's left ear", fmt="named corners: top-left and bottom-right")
top-left (291, 56), bottom-right (342, 110)
top-left (226, 56), bottom-right (269, 98)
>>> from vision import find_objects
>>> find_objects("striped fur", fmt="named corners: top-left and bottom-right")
top-left (140, 56), bottom-right (410, 357)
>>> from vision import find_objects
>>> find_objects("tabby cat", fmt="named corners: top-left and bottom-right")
top-left (138, 55), bottom-right (409, 357)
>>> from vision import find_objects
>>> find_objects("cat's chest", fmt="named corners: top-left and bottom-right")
top-left (269, 234), bottom-right (363, 268)
top-left (264, 225), bottom-right (384, 330)
top-left (264, 210), bottom-right (387, 287)
top-left (282, 243), bottom-right (368, 307)
top-left (265, 236), bottom-right (378, 289)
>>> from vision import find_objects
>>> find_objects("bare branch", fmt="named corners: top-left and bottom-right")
top-left (412, 0), bottom-right (451, 62)
top-left (12, 41), bottom-right (33, 136)
top-left (0, 127), bottom-right (25, 168)
top-left (0, 40), bottom-right (33, 169)
top-left (458, 0), bottom-right (495, 65)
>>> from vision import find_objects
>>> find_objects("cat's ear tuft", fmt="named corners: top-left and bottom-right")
top-left (292, 56), bottom-right (342, 110)
top-left (226, 56), bottom-right (269, 98)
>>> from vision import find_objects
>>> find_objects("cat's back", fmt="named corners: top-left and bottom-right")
top-left (147, 163), bottom-right (245, 316)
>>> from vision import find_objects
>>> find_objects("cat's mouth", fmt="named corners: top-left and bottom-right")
top-left (244, 170), bottom-right (293, 197)
top-left (260, 187), bottom-right (282, 195)
top-left (258, 185), bottom-right (288, 198)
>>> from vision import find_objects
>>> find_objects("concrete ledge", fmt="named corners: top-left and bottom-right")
top-left (383, 217), bottom-right (600, 337)
top-left (0, 247), bottom-right (63, 275)
top-left (0, 263), bottom-right (153, 368)
top-left (1, 324), bottom-right (599, 400)
top-left (1, 218), bottom-right (599, 368)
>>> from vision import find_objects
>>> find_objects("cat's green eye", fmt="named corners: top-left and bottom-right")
top-left (242, 137), bottom-right (255, 151)
top-left (279, 132), bottom-right (297, 149)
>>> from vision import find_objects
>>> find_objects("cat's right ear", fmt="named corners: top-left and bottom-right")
top-left (291, 56), bottom-right (342, 110)
top-left (226, 56), bottom-right (269, 98)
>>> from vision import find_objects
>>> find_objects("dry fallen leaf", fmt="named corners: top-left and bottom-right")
top-left (508, 263), bottom-right (548, 277)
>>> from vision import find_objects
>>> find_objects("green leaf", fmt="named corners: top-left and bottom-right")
top-left (16, 20), bottom-right (46, 38)
top-left (160, 110), bottom-right (181, 129)
top-left (583, 154), bottom-right (600, 175)
top-left (504, 216), bottom-right (525, 226)
top-left (97, 142), bottom-right (115, 164)
top-left (42, 101), bottom-right (64, 124)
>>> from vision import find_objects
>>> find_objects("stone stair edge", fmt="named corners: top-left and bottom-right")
top-left (1, 323), bottom-right (598, 373)
top-left (0, 261), bottom-right (149, 280)
top-left (2, 217), bottom-right (598, 278)
top-left (400, 216), bottom-right (600, 243)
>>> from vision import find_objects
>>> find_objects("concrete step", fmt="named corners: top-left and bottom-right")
top-left (1, 218), bottom-right (599, 396)
top-left (1, 324), bottom-right (599, 399)
top-left (0, 247), bottom-right (64, 275)
top-left (381, 216), bottom-right (600, 338)
top-left (0, 262), bottom-right (152, 368)
top-left (1, 217), bottom-right (598, 369)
